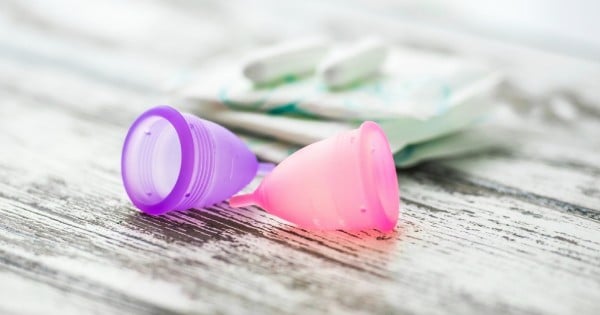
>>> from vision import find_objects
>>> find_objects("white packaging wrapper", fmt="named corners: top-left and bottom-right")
top-left (231, 124), bottom-right (505, 168)
top-left (174, 47), bottom-right (502, 167)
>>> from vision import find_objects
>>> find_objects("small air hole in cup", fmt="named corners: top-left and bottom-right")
top-left (123, 115), bottom-right (182, 206)
top-left (362, 122), bottom-right (399, 226)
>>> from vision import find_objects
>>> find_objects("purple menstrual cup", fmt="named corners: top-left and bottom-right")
top-left (121, 105), bottom-right (259, 215)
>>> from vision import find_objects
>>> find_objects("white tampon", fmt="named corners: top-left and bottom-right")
top-left (242, 37), bottom-right (329, 85)
top-left (318, 37), bottom-right (388, 88)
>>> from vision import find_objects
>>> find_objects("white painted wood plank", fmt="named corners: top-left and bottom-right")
top-left (1, 87), bottom-right (599, 314)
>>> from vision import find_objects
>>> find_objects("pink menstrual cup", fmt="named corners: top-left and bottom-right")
top-left (121, 105), bottom-right (259, 215)
top-left (230, 121), bottom-right (400, 231)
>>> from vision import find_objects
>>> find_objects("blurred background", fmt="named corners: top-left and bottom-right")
top-left (2, 0), bottom-right (599, 114)
top-left (4, 0), bottom-right (599, 163)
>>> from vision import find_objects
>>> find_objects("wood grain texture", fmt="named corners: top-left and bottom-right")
top-left (1, 0), bottom-right (599, 314)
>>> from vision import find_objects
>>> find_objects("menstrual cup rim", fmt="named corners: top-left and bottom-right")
top-left (358, 121), bottom-right (399, 231)
top-left (121, 105), bottom-right (195, 215)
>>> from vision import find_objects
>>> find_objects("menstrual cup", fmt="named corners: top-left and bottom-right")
top-left (121, 105), bottom-right (259, 215)
top-left (230, 121), bottom-right (400, 231)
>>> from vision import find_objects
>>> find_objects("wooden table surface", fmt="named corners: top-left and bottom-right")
top-left (1, 1), bottom-right (599, 314)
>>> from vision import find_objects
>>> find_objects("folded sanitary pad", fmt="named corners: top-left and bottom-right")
top-left (176, 47), bottom-right (502, 167)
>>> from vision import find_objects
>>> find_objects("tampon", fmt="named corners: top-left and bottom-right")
top-left (318, 37), bottom-right (388, 89)
top-left (242, 37), bottom-right (329, 85)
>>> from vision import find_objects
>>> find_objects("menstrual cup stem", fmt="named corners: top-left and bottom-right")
top-left (229, 193), bottom-right (258, 208)
top-left (257, 162), bottom-right (276, 175)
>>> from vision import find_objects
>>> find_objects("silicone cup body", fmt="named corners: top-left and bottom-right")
top-left (121, 106), bottom-right (258, 215)
top-left (230, 121), bottom-right (400, 231)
